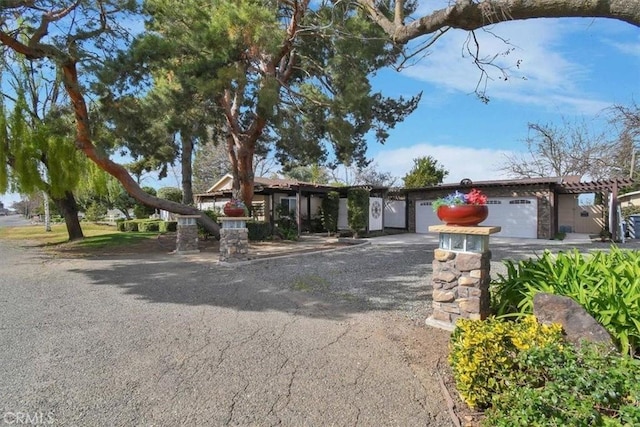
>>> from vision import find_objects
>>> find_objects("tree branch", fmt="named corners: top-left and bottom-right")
top-left (360, 0), bottom-right (640, 44)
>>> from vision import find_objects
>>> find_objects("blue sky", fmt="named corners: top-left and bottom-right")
top-left (366, 16), bottom-right (640, 185)
top-left (1, 11), bottom-right (639, 208)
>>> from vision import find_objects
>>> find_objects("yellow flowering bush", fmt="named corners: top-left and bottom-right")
top-left (448, 315), bottom-right (563, 409)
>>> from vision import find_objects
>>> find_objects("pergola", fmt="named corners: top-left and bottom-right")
top-left (557, 178), bottom-right (635, 241)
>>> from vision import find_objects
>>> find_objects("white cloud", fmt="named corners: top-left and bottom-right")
top-left (373, 143), bottom-right (514, 185)
top-left (401, 20), bottom-right (605, 115)
top-left (604, 37), bottom-right (640, 57)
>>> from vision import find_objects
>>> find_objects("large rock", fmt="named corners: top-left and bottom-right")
top-left (533, 293), bottom-right (614, 349)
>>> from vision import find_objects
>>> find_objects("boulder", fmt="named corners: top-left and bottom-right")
top-left (533, 293), bottom-right (614, 349)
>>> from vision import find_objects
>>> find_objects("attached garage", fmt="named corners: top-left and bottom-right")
top-left (415, 197), bottom-right (538, 238)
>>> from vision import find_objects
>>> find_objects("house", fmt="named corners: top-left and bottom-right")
top-left (194, 174), bottom-right (388, 233)
top-left (619, 190), bottom-right (640, 209)
top-left (403, 176), bottom-right (634, 240)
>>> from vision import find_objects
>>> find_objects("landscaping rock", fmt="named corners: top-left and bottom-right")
top-left (533, 293), bottom-right (615, 349)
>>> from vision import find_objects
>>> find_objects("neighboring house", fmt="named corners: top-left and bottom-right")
top-left (619, 190), bottom-right (640, 209)
top-left (403, 176), bottom-right (634, 240)
top-left (194, 174), bottom-right (388, 233)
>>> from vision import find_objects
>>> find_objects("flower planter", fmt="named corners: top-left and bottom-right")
top-left (223, 206), bottom-right (245, 217)
top-left (437, 205), bottom-right (488, 226)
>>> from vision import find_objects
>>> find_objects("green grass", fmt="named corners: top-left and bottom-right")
top-left (0, 223), bottom-right (159, 249)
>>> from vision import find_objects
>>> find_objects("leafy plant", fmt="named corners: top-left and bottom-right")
top-left (491, 248), bottom-right (640, 357)
top-left (484, 342), bottom-right (640, 426)
top-left (320, 191), bottom-right (340, 235)
top-left (449, 315), bottom-right (563, 409)
top-left (347, 188), bottom-right (369, 237)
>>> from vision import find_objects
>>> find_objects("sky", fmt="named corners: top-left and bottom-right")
top-left (1, 6), bottom-right (639, 208)
top-left (366, 15), bottom-right (640, 186)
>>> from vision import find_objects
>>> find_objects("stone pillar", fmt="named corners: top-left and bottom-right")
top-left (176, 215), bottom-right (201, 254)
top-left (219, 217), bottom-right (250, 263)
top-left (426, 225), bottom-right (501, 330)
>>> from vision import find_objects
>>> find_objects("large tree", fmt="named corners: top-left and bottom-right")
top-left (0, 1), bottom-right (222, 236)
top-left (132, 0), bottom-right (421, 207)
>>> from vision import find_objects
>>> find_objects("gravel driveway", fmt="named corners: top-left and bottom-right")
top-left (0, 239), bottom-right (453, 426)
top-left (2, 231), bottom-right (638, 426)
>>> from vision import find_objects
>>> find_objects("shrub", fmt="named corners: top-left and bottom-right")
top-left (116, 219), bottom-right (126, 232)
top-left (197, 210), bottom-right (219, 238)
top-left (247, 221), bottom-right (272, 241)
top-left (484, 342), bottom-right (640, 426)
top-left (84, 202), bottom-right (107, 222)
top-left (321, 191), bottom-right (340, 234)
top-left (449, 315), bottom-right (563, 409)
top-left (139, 220), bottom-right (160, 232)
top-left (159, 221), bottom-right (177, 233)
top-left (491, 248), bottom-right (640, 356)
top-left (123, 220), bottom-right (138, 232)
top-left (347, 188), bottom-right (369, 237)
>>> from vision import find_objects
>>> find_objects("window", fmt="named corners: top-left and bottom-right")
top-left (279, 197), bottom-right (297, 216)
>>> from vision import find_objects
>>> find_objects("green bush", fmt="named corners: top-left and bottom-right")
top-left (116, 219), bottom-right (126, 232)
top-left (84, 202), bottom-right (107, 222)
top-left (123, 220), bottom-right (138, 232)
top-left (159, 221), bottom-right (177, 233)
top-left (449, 316), bottom-right (563, 409)
top-left (247, 221), bottom-right (272, 241)
top-left (347, 188), bottom-right (369, 237)
top-left (321, 191), bottom-right (340, 234)
top-left (491, 248), bottom-right (640, 356)
top-left (139, 220), bottom-right (160, 232)
top-left (197, 210), bottom-right (219, 238)
top-left (484, 342), bottom-right (640, 426)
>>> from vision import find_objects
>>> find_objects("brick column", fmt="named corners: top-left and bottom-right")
top-left (219, 217), bottom-right (250, 263)
top-left (175, 215), bottom-right (200, 254)
top-left (426, 225), bottom-right (500, 330)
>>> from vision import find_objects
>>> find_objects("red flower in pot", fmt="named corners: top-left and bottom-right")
top-left (223, 199), bottom-right (247, 217)
top-left (432, 188), bottom-right (488, 226)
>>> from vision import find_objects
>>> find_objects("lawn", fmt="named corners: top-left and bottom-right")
top-left (0, 222), bottom-right (160, 250)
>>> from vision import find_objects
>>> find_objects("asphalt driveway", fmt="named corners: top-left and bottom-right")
top-left (1, 232), bottom-right (638, 426)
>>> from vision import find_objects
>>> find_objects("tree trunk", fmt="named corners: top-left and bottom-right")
top-left (52, 191), bottom-right (84, 241)
top-left (238, 143), bottom-right (255, 209)
top-left (180, 130), bottom-right (194, 205)
top-left (43, 191), bottom-right (51, 232)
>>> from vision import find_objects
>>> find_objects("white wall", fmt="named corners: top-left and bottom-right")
top-left (384, 200), bottom-right (406, 228)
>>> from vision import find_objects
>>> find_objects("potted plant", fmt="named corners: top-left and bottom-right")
top-left (223, 199), bottom-right (247, 217)
top-left (432, 188), bottom-right (489, 226)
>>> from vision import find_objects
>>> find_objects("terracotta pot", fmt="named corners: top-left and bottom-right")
top-left (436, 204), bottom-right (488, 226)
top-left (223, 205), bottom-right (245, 217)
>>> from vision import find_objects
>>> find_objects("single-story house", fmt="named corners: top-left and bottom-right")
top-left (402, 176), bottom-right (634, 240)
top-left (619, 190), bottom-right (640, 209)
top-left (194, 174), bottom-right (388, 234)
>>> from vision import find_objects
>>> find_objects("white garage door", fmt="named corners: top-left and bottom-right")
top-left (486, 197), bottom-right (538, 238)
top-left (415, 197), bottom-right (538, 238)
top-left (415, 200), bottom-right (440, 233)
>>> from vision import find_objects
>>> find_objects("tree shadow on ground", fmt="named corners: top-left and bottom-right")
top-left (67, 245), bottom-right (435, 321)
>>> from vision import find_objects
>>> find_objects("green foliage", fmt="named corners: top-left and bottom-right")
top-left (159, 221), bottom-right (177, 233)
top-left (116, 219), bottom-right (126, 232)
top-left (157, 187), bottom-right (183, 203)
top-left (247, 221), bottom-right (272, 241)
top-left (275, 212), bottom-right (298, 241)
top-left (449, 316), bottom-right (564, 409)
top-left (137, 220), bottom-right (161, 232)
top-left (133, 186), bottom-right (157, 219)
top-left (123, 220), bottom-right (139, 232)
top-left (402, 156), bottom-right (449, 188)
top-left (484, 342), bottom-right (640, 426)
top-left (197, 210), bottom-right (219, 238)
top-left (321, 191), bottom-right (340, 234)
top-left (491, 248), bottom-right (640, 356)
top-left (347, 188), bottom-right (369, 237)
top-left (84, 202), bottom-right (108, 222)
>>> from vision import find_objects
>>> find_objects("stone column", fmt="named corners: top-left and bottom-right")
top-left (219, 217), bottom-right (250, 263)
top-left (176, 215), bottom-right (201, 254)
top-left (426, 225), bottom-right (501, 330)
